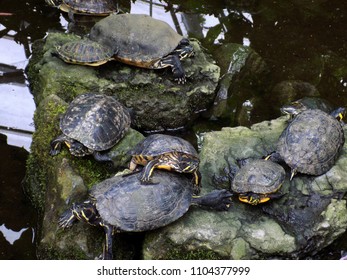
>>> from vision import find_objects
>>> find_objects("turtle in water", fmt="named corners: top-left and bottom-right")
top-left (50, 93), bottom-right (131, 163)
top-left (215, 158), bottom-right (285, 205)
top-left (55, 14), bottom-right (194, 83)
top-left (128, 134), bottom-right (201, 192)
top-left (58, 170), bottom-right (232, 259)
top-left (270, 108), bottom-right (345, 180)
top-left (45, 0), bottom-right (118, 17)
top-left (280, 97), bottom-right (334, 117)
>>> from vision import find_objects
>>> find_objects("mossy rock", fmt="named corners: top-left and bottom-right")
top-left (27, 32), bottom-right (220, 132)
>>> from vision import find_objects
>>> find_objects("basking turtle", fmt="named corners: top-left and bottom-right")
top-left (56, 14), bottom-right (194, 83)
top-left (45, 0), bottom-right (118, 16)
top-left (128, 134), bottom-right (201, 192)
top-left (272, 108), bottom-right (345, 180)
top-left (217, 158), bottom-right (285, 205)
top-left (59, 170), bottom-right (232, 259)
top-left (281, 97), bottom-right (334, 117)
top-left (50, 93), bottom-right (131, 163)
top-left (55, 39), bottom-right (113, 66)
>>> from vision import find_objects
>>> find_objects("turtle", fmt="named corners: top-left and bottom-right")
top-left (128, 134), bottom-right (201, 192)
top-left (215, 158), bottom-right (286, 205)
top-left (271, 108), bottom-right (345, 180)
top-left (280, 97), bottom-right (334, 117)
top-left (50, 93), bottom-right (131, 163)
top-left (44, 0), bottom-right (118, 16)
top-left (56, 14), bottom-right (194, 83)
top-left (55, 39), bottom-right (114, 66)
top-left (58, 170), bottom-right (232, 259)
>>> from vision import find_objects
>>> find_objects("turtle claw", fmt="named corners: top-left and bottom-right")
top-left (140, 178), bottom-right (159, 185)
top-left (58, 209), bottom-right (77, 229)
top-left (175, 76), bottom-right (186, 84)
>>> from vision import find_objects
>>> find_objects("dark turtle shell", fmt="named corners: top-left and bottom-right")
top-left (59, 0), bottom-right (118, 15)
top-left (60, 93), bottom-right (131, 151)
top-left (91, 170), bottom-right (192, 231)
top-left (277, 109), bottom-right (345, 176)
top-left (89, 14), bottom-right (184, 68)
top-left (232, 159), bottom-right (285, 194)
top-left (56, 40), bottom-right (113, 66)
top-left (130, 134), bottom-right (198, 158)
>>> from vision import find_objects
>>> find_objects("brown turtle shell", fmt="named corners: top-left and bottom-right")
top-left (89, 14), bottom-right (184, 68)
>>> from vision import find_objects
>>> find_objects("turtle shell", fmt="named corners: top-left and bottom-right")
top-left (277, 109), bottom-right (345, 175)
top-left (91, 170), bottom-right (193, 231)
top-left (62, 0), bottom-right (118, 15)
top-left (232, 159), bottom-right (285, 194)
top-left (130, 134), bottom-right (199, 158)
top-left (56, 40), bottom-right (113, 66)
top-left (89, 14), bottom-right (184, 68)
top-left (60, 93), bottom-right (131, 151)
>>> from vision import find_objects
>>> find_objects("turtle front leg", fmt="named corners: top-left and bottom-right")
top-left (140, 158), bottom-right (160, 184)
top-left (158, 54), bottom-right (186, 84)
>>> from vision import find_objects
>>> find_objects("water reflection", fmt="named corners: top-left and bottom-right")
top-left (0, 134), bottom-right (37, 259)
top-left (0, 224), bottom-right (29, 245)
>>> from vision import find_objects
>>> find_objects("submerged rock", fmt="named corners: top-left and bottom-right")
top-left (143, 116), bottom-right (347, 259)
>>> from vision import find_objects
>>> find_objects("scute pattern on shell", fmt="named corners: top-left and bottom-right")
top-left (131, 134), bottom-right (199, 158)
top-left (89, 14), bottom-right (183, 68)
top-left (64, 0), bottom-right (118, 14)
top-left (60, 93), bottom-right (131, 151)
top-left (232, 159), bottom-right (285, 194)
top-left (277, 109), bottom-right (345, 175)
top-left (57, 40), bottom-right (113, 64)
top-left (91, 171), bottom-right (192, 231)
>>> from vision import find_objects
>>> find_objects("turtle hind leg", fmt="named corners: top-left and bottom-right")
top-left (102, 224), bottom-right (114, 260)
top-left (93, 151), bottom-right (113, 164)
top-left (192, 189), bottom-right (233, 211)
top-left (158, 54), bottom-right (186, 84)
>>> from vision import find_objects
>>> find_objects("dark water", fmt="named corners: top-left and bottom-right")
top-left (1, 0), bottom-right (347, 259)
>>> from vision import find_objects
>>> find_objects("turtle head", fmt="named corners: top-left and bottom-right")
top-left (280, 101), bottom-right (306, 117)
top-left (331, 107), bottom-right (346, 122)
top-left (65, 140), bottom-right (92, 157)
top-left (238, 193), bottom-right (270, 205)
top-left (177, 153), bottom-right (200, 174)
top-left (176, 38), bottom-right (194, 60)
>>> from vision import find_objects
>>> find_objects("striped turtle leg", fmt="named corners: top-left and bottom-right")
top-left (102, 224), bottom-right (114, 260)
top-left (140, 158), bottom-right (160, 184)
